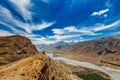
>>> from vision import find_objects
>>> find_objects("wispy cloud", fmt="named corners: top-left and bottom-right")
top-left (20, 21), bottom-right (55, 33)
top-left (30, 21), bottom-right (55, 32)
top-left (0, 30), bottom-right (13, 36)
top-left (52, 26), bottom-right (97, 35)
top-left (91, 9), bottom-right (109, 16)
top-left (51, 20), bottom-right (120, 43)
top-left (31, 37), bottom-right (56, 45)
top-left (92, 20), bottom-right (120, 31)
top-left (0, 5), bottom-right (26, 33)
top-left (0, 2), bottom-right (55, 45)
top-left (10, 0), bottom-right (32, 21)
top-left (48, 34), bottom-right (81, 41)
top-left (0, 4), bottom-right (55, 33)
top-left (51, 25), bottom-right (102, 43)
top-left (0, 0), bottom-right (119, 45)
top-left (52, 29), bottom-right (64, 35)
top-left (51, 26), bottom-right (93, 42)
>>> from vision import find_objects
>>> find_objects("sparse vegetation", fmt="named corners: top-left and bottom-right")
top-left (77, 73), bottom-right (110, 80)
top-left (100, 60), bottom-right (120, 67)
top-left (53, 53), bottom-right (58, 57)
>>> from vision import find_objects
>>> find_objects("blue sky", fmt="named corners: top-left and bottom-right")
top-left (0, 0), bottom-right (120, 44)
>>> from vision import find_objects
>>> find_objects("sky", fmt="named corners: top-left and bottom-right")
top-left (0, 0), bottom-right (120, 45)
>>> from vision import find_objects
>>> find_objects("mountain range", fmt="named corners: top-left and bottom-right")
top-left (60, 34), bottom-right (120, 67)
top-left (36, 41), bottom-right (72, 51)
top-left (41, 34), bottom-right (120, 68)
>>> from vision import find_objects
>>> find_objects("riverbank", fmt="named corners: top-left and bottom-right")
top-left (51, 52), bottom-right (120, 70)
top-left (46, 52), bottom-right (120, 80)
top-left (59, 61), bottom-right (111, 80)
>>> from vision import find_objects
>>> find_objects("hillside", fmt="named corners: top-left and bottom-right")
top-left (0, 35), bottom-right (81, 80)
top-left (0, 35), bottom-right (38, 65)
top-left (0, 53), bottom-right (81, 80)
top-left (60, 35), bottom-right (120, 67)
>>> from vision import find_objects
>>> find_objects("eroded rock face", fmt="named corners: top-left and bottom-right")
top-left (0, 54), bottom-right (81, 80)
top-left (0, 35), bottom-right (38, 65)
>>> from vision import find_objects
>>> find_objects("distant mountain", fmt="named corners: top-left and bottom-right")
top-left (38, 41), bottom-right (71, 52)
top-left (60, 34), bottom-right (120, 64)
top-left (36, 44), bottom-right (47, 51)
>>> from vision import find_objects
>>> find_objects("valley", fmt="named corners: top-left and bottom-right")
top-left (41, 35), bottom-right (120, 69)
top-left (0, 34), bottom-right (119, 80)
top-left (46, 52), bottom-right (120, 80)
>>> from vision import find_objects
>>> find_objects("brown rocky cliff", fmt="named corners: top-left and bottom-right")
top-left (0, 35), bottom-right (38, 65)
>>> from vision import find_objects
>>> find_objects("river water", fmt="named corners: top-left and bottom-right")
top-left (46, 53), bottom-right (120, 80)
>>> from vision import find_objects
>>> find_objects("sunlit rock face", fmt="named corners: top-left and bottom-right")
top-left (0, 35), bottom-right (38, 65)
top-left (0, 54), bottom-right (82, 80)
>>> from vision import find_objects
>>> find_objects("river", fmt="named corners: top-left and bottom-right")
top-left (46, 53), bottom-right (120, 80)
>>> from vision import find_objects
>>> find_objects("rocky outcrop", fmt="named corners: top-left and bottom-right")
top-left (0, 53), bottom-right (81, 80)
top-left (0, 35), bottom-right (38, 65)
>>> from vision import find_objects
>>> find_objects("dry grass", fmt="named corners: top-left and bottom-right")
top-left (0, 53), bottom-right (82, 80)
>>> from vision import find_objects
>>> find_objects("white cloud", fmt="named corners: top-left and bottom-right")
top-left (50, 26), bottom-right (101, 44)
top-left (14, 20), bottom-right (55, 33)
top-left (76, 20), bottom-right (120, 33)
top-left (21, 21), bottom-right (55, 33)
top-left (0, 5), bottom-right (55, 34)
top-left (0, 30), bottom-right (13, 36)
top-left (103, 14), bottom-right (107, 17)
top-left (64, 26), bottom-right (96, 35)
top-left (31, 21), bottom-right (55, 31)
top-left (52, 29), bottom-right (65, 35)
top-left (0, 4), bottom-right (56, 45)
top-left (64, 39), bottom-right (84, 43)
top-left (0, 6), bottom-right (26, 33)
top-left (48, 34), bottom-right (82, 42)
top-left (10, 0), bottom-right (32, 20)
top-left (0, 0), bottom-right (119, 45)
top-left (52, 26), bottom-right (97, 35)
top-left (92, 20), bottom-right (120, 31)
top-left (51, 20), bottom-right (120, 43)
top-left (31, 37), bottom-right (56, 45)
top-left (91, 9), bottom-right (109, 16)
